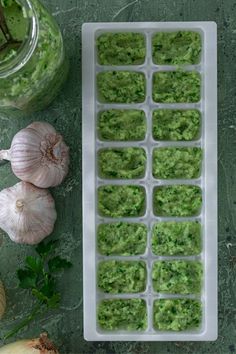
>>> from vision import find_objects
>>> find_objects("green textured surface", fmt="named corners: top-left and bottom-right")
top-left (0, 0), bottom-right (235, 353)
top-left (98, 147), bottom-right (146, 179)
top-left (97, 222), bottom-right (147, 256)
top-left (152, 147), bottom-right (202, 179)
top-left (152, 260), bottom-right (203, 294)
top-left (98, 260), bottom-right (146, 294)
top-left (153, 299), bottom-right (202, 331)
top-left (152, 221), bottom-right (202, 256)
top-left (98, 298), bottom-right (147, 331)
top-left (152, 71), bottom-right (201, 103)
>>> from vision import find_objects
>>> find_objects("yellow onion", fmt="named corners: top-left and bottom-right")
top-left (0, 333), bottom-right (59, 353)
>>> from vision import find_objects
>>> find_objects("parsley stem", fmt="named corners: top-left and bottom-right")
top-left (3, 302), bottom-right (45, 340)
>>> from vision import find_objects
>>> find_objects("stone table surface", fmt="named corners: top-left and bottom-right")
top-left (0, 0), bottom-right (235, 353)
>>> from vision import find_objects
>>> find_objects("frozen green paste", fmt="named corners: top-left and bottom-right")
top-left (98, 298), bottom-right (147, 331)
top-left (153, 71), bottom-right (201, 103)
top-left (97, 222), bottom-right (147, 256)
top-left (152, 109), bottom-right (201, 141)
top-left (97, 32), bottom-right (146, 65)
top-left (97, 71), bottom-right (146, 103)
top-left (153, 185), bottom-right (202, 216)
top-left (98, 260), bottom-right (146, 294)
top-left (98, 109), bottom-right (146, 141)
top-left (152, 221), bottom-right (201, 256)
top-left (153, 299), bottom-right (202, 331)
top-left (0, 0), bottom-right (68, 112)
top-left (152, 31), bottom-right (201, 65)
top-left (98, 147), bottom-right (146, 179)
top-left (152, 147), bottom-right (202, 179)
top-left (152, 260), bottom-right (203, 294)
top-left (98, 185), bottom-right (146, 217)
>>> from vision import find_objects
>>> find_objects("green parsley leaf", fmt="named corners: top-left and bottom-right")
top-left (25, 256), bottom-right (43, 273)
top-left (17, 269), bottom-right (37, 289)
top-left (40, 276), bottom-right (56, 298)
top-left (35, 239), bottom-right (58, 258)
top-left (47, 293), bottom-right (61, 309)
top-left (31, 289), bottom-right (48, 302)
top-left (48, 256), bottom-right (72, 273)
top-left (5, 239), bottom-right (73, 340)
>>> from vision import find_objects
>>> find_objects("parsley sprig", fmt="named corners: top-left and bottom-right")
top-left (4, 239), bottom-right (72, 340)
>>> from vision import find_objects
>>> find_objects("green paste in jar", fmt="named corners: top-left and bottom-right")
top-left (0, 0), bottom-right (68, 112)
top-left (0, 0), bottom-right (28, 62)
top-left (98, 260), bottom-right (146, 294)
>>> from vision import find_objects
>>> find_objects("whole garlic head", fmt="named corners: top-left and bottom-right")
top-left (0, 122), bottom-right (69, 188)
top-left (0, 182), bottom-right (57, 245)
top-left (0, 280), bottom-right (6, 319)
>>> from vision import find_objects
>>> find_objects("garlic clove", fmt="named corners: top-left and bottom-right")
top-left (0, 121), bottom-right (69, 188)
top-left (0, 280), bottom-right (6, 319)
top-left (0, 182), bottom-right (57, 245)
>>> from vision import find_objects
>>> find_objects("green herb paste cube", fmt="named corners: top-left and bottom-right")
top-left (97, 71), bottom-right (146, 103)
top-left (98, 222), bottom-right (147, 256)
top-left (153, 299), bottom-right (202, 331)
top-left (152, 31), bottom-right (201, 65)
top-left (98, 260), bottom-right (147, 294)
top-left (152, 260), bottom-right (203, 294)
top-left (152, 221), bottom-right (202, 256)
top-left (98, 298), bottom-right (147, 330)
top-left (153, 185), bottom-right (202, 217)
top-left (98, 109), bottom-right (146, 141)
top-left (97, 32), bottom-right (146, 65)
top-left (98, 185), bottom-right (146, 217)
top-left (152, 147), bottom-right (202, 179)
top-left (152, 109), bottom-right (201, 141)
top-left (153, 71), bottom-right (201, 103)
top-left (98, 147), bottom-right (146, 179)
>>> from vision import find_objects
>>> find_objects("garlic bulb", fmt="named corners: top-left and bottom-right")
top-left (0, 122), bottom-right (69, 188)
top-left (0, 280), bottom-right (6, 319)
top-left (0, 333), bottom-right (59, 353)
top-left (0, 182), bottom-right (57, 245)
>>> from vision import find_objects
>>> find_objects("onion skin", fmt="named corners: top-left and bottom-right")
top-left (0, 333), bottom-right (59, 353)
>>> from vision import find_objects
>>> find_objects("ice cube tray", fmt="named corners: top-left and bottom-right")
top-left (82, 22), bottom-right (217, 341)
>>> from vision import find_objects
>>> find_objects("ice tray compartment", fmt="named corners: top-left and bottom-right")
top-left (83, 22), bottom-right (217, 341)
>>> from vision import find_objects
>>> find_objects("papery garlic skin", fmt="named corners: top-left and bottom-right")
top-left (0, 122), bottom-right (69, 188)
top-left (0, 280), bottom-right (6, 319)
top-left (0, 182), bottom-right (57, 245)
top-left (0, 333), bottom-right (59, 353)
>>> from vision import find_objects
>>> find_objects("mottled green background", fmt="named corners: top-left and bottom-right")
top-left (0, 0), bottom-right (235, 353)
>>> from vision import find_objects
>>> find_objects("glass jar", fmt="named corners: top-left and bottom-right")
top-left (0, 0), bottom-right (68, 113)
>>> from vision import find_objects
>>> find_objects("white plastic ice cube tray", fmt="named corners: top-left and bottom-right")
top-left (82, 22), bottom-right (217, 341)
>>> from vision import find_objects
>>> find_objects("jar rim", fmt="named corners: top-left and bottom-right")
top-left (0, 0), bottom-right (39, 78)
